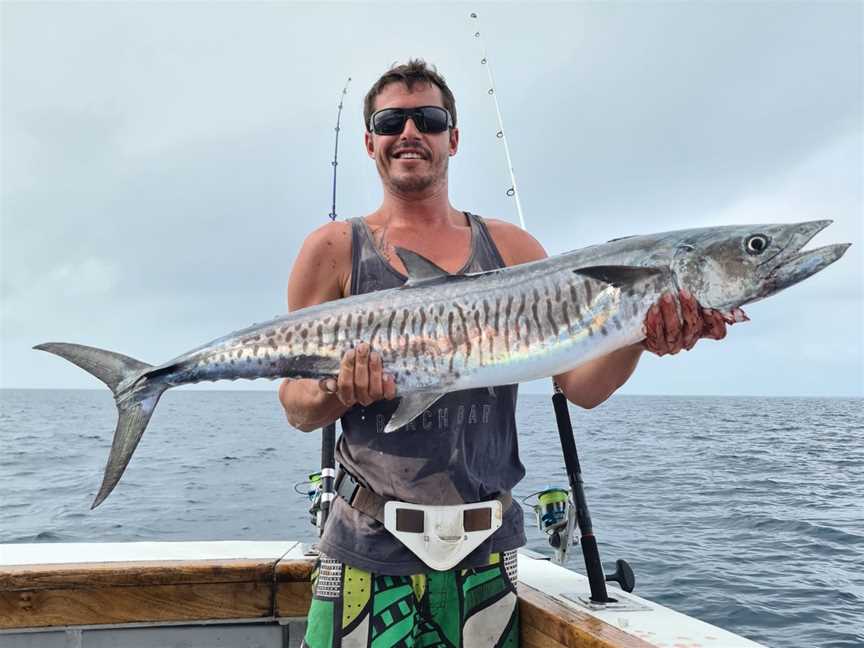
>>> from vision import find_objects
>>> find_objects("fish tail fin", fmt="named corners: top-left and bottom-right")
top-left (34, 342), bottom-right (167, 508)
top-left (34, 342), bottom-right (152, 391)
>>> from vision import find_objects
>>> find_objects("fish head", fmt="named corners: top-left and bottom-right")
top-left (671, 220), bottom-right (850, 317)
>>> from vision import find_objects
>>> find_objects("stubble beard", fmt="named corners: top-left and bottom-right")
top-left (379, 155), bottom-right (449, 196)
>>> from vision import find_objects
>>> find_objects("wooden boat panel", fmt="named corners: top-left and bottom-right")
top-left (275, 581), bottom-right (313, 618)
top-left (521, 623), bottom-right (571, 648)
top-left (274, 558), bottom-right (316, 582)
top-left (0, 559), bottom-right (275, 590)
top-left (1, 580), bottom-right (273, 629)
top-left (273, 557), bottom-right (315, 618)
top-left (519, 583), bottom-right (654, 648)
top-left (0, 557), bottom-right (319, 630)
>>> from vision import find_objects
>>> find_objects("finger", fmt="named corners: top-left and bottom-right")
top-left (679, 289), bottom-right (703, 350)
top-left (701, 309), bottom-right (727, 341)
top-left (711, 311), bottom-right (728, 340)
top-left (318, 377), bottom-right (338, 394)
top-left (337, 348), bottom-right (356, 406)
top-left (367, 350), bottom-right (384, 402)
top-left (354, 343), bottom-right (371, 405)
top-left (383, 373), bottom-right (398, 400)
top-left (643, 304), bottom-right (669, 356)
top-left (659, 293), bottom-right (683, 353)
top-left (643, 337), bottom-right (666, 356)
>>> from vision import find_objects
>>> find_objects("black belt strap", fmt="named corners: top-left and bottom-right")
top-left (335, 470), bottom-right (512, 530)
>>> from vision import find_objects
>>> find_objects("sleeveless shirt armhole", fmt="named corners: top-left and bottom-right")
top-left (466, 212), bottom-right (509, 270)
top-left (348, 217), bottom-right (362, 297)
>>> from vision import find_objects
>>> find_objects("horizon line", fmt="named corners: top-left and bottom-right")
top-left (0, 387), bottom-right (861, 400)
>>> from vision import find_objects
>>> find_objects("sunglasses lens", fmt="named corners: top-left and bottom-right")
top-left (417, 107), bottom-right (449, 133)
top-left (372, 110), bottom-right (407, 135)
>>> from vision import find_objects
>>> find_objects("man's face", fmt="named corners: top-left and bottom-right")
top-left (365, 82), bottom-right (459, 195)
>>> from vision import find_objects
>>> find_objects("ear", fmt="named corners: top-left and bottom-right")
top-left (448, 127), bottom-right (459, 157)
top-left (365, 131), bottom-right (375, 158)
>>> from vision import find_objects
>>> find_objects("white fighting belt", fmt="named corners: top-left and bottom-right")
top-left (383, 500), bottom-right (503, 571)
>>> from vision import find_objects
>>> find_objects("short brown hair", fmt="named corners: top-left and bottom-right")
top-left (363, 59), bottom-right (457, 131)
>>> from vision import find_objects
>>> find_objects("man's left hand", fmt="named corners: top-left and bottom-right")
top-left (642, 289), bottom-right (729, 356)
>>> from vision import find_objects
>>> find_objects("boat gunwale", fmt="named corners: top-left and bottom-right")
top-left (0, 543), bottom-right (768, 648)
top-left (0, 552), bottom-right (655, 648)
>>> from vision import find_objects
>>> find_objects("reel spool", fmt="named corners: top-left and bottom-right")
top-left (533, 487), bottom-right (570, 534)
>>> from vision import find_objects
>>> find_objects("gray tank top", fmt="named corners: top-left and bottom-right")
top-left (318, 213), bottom-right (526, 574)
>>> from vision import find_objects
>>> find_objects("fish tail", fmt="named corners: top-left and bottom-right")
top-left (33, 342), bottom-right (167, 508)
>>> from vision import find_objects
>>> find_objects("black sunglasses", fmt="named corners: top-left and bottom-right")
top-left (368, 106), bottom-right (453, 135)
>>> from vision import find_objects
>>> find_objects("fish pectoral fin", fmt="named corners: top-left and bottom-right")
top-left (572, 265), bottom-right (665, 288)
top-left (384, 392), bottom-right (446, 433)
top-left (394, 247), bottom-right (453, 286)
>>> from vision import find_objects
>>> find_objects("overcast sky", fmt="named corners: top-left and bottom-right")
top-left (1, 2), bottom-right (861, 397)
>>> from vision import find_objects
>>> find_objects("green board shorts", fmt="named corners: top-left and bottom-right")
top-left (301, 550), bottom-right (520, 648)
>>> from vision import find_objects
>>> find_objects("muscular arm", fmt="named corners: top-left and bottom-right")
top-left (485, 220), bottom-right (644, 409)
top-left (278, 222), bottom-right (353, 432)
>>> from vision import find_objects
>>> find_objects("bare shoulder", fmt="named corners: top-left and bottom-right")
top-left (482, 217), bottom-right (548, 267)
top-left (299, 220), bottom-right (352, 258)
top-left (287, 220), bottom-right (352, 310)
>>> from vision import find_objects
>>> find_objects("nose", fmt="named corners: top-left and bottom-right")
top-left (400, 115), bottom-right (422, 139)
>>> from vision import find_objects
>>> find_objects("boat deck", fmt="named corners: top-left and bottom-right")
top-left (0, 541), bottom-right (766, 647)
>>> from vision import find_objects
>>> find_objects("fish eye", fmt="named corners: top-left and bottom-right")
top-left (745, 234), bottom-right (770, 255)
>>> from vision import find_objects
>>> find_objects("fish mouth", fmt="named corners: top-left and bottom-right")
top-left (759, 220), bottom-right (851, 301)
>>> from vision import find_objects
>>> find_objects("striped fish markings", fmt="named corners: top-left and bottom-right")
top-left (36, 220), bottom-right (849, 507)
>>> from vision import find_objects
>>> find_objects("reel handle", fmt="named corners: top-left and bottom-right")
top-left (605, 558), bottom-right (635, 593)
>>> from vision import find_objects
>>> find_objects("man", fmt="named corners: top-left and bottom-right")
top-left (280, 60), bottom-right (727, 648)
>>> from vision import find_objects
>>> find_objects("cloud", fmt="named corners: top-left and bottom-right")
top-left (2, 2), bottom-right (861, 393)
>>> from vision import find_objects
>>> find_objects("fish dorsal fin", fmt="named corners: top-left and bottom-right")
top-left (384, 392), bottom-right (446, 433)
top-left (572, 265), bottom-right (663, 287)
top-left (394, 247), bottom-right (452, 286)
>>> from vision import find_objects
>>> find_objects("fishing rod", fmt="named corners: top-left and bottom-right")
top-left (469, 12), bottom-right (526, 230)
top-left (329, 77), bottom-right (352, 222)
top-left (301, 77), bottom-right (351, 538)
top-left (552, 384), bottom-right (633, 601)
top-left (471, 11), bottom-right (634, 600)
top-left (317, 77), bottom-right (351, 535)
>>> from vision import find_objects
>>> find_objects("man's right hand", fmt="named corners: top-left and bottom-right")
top-left (320, 342), bottom-right (398, 407)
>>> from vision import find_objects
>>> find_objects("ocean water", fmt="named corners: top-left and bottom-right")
top-left (1, 389), bottom-right (862, 647)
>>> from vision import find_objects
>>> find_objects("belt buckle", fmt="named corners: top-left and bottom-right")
top-left (335, 471), bottom-right (360, 506)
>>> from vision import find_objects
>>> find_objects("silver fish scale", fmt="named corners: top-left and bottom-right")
top-left (173, 256), bottom-right (666, 393)
top-left (170, 220), bottom-right (844, 393)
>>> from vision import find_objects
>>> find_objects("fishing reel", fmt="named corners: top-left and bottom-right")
top-left (293, 471), bottom-right (323, 528)
top-left (524, 487), bottom-right (635, 594)
top-left (523, 487), bottom-right (577, 565)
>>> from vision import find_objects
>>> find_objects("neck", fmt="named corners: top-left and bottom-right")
top-left (378, 179), bottom-right (462, 229)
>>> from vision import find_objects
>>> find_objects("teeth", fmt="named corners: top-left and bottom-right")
top-left (396, 152), bottom-right (423, 159)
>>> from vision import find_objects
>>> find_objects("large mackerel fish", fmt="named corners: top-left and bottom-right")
top-left (37, 220), bottom-right (849, 507)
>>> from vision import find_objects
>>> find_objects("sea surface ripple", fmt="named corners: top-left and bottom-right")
top-left (1, 390), bottom-right (862, 647)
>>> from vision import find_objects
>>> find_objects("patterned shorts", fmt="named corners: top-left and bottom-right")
top-left (301, 550), bottom-right (519, 648)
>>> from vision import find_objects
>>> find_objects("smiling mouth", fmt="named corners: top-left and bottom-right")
top-left (391, 150), bottom-right (427, 160)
